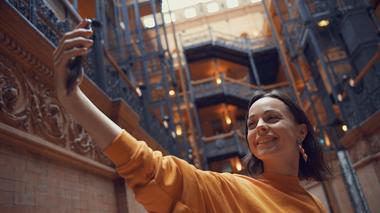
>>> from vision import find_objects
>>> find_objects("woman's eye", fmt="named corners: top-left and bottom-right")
top-left (247, 122), bottom-right (256, 129)
top-left (267, 116), bottom-right (279, 122)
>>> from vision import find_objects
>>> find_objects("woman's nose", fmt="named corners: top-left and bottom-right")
top-left (256, 119), bottom-right (268, 135)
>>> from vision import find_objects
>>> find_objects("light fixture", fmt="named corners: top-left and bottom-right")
top-left (171, 131), bottom-right (176, 138)
top-left (337, 93), bottom-right (344, 102)
top-left (225, 115), bottom-right (232, 125)
top-left (349, 78), bottom-right (355, 87)
top-left (317, 19), bottom-right (330, 27)
top-left (235, 160), bottom-right (242, 171)
top-left (169, 89), bottom-right (175, 96)
top-left (324, 133), bottom-right (331, 147)
top-left (342, 125), bottom-right (348, 132)
top-left (135, 87), bottom-right (142, 97)
top-left (142, 16), bottom-right (155, 28)
top-left (119, 22), bottom-right (125, 30)
top-left (163, 115), bottom-right (170, 129)
top-left (176, 125), bottom-right (183, 136)
top-left (216, 77), bottom-right (222, 85)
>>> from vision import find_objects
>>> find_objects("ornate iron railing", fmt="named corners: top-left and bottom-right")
top-left (203, 130), bottom-right (248, 160)
top-left (191, 74), bottom-right (291, 102)
top-left (7, 0), bottom-right (180, 156)
top-left (180, 29), bottom-right (274, 52)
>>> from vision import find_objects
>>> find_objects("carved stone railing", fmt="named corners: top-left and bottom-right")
top-left (0, 1), bottom-right (178, 172)
top-left (203, 130), bottom-right (248, 160)
top-left (4, 0), bottom-right (182, 157)
top-left (0, 2), bottom-right (111, 167)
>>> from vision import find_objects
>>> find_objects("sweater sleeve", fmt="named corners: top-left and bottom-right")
top-left (103, 130), bottom-right (233, 212)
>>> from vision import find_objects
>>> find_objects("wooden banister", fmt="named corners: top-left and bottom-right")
top-left (202, 131), bottom-right (236, 142)
top-left (349, 43), bottom-right (380, 87)
top-left (103, 47), bottom-right (139, 96)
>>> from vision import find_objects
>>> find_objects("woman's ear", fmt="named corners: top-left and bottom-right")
top-left (298, 124), bottom-right (307, 141)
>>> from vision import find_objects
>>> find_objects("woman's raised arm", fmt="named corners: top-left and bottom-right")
top-left (53, 19), bottom-right (122, 149)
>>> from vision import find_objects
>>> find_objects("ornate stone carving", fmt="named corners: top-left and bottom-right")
top-left (68, 121), bottom-right (94, 154)
top-left (0, 54), bottom-right (31, 131)
top-left (0, 36), bottom-right (111, 166)
top-left (0, 31), bottom-right (54, 80)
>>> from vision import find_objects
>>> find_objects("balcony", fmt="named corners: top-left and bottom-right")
top-left (203, 130), bottom-right (248, 161)
top-left (5, 0), bottom-right (181, 157)
top-left (181, 29), bottom-right (275, 55)
top-left (191, 73), bottom-right (292, 107)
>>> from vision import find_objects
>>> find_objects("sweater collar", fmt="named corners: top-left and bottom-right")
top-left (258, 171), bottom-right (304, 192)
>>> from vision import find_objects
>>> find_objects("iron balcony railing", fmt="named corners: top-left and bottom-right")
top-left (180, 29), bottom-right (275, 52)
top-left (7, 0), bottom-right (180, 156)
top-left (191, 73), bottom-right (292, 102)
top-left (203, 130), bottom-right (248, 160)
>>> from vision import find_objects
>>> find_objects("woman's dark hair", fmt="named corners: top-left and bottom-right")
top-left (243, 90), bottom-right (329, 181)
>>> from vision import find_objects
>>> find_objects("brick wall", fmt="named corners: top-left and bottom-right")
top-left (0, 140), bottom-right (119, 213)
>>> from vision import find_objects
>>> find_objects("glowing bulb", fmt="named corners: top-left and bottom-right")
top-left (119, 22), bottom-right (125, 30)
top-left (135, 87), bottom-right (142, 97)
top-left (337, 93), bottom-right (344, 102)
top-left (324, 134), bottom-right (331, 147)
top-left (342, 125), bottom-right (348, 132)
top-left (169, 89), bottom-right (175, 96)
top-left (216, 77), bottom-right (222, 85)
top-left (236, 161), bottom-right (242, 171)
top-left (318, 19), bottom-right (329, 27)
top-left (171, 131), bottom-right (176, 138)
top-left (176, 125), bottom-right (183, 136)
top-left (349, 78), bottom-right (355, 87)
top-left (225, 116), bottom-right (232, 125)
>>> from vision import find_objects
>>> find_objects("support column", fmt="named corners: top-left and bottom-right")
top-left (93, 0), bottom-right (107, 91)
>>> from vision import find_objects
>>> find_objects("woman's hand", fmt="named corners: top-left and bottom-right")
top-left (51, 19), bottom-right (122, 149)
top-left (52, 19), bottom-right (94, 103)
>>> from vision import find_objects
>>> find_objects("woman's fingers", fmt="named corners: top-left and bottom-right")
top-left (53, 37), bottom-right (93, 63)
top-left (53, 29), bottom-right (93, 61)
top-left (75, 19), bottom-right (91, 29)
top-left (61, 28), bottom-right (93, 42)
top-left (54, 47), bottom-right (88, 72)
top-left (53, 19), bottom-right (92, 61)
top-left (53, 19), bottom-right (93, 98)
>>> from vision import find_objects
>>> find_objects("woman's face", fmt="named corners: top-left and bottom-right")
top-left (246, 97), bottom-right (306, 161)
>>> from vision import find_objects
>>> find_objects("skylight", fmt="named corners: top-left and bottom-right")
top-left (142, 16), bottom-right (155, 28)
top-left (184, 7), bottom-right (197, 19)
top-left (226, 0), bottom-right (239, 8)
top-left (207, 2), bottom-right (220, 13)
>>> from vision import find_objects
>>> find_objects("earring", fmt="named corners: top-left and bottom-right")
top-left (297, 139), bottom-right (308, 162)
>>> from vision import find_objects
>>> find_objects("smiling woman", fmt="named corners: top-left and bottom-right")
top-left (244, 90), bottom-right (330, 181)
top-left (53, 21), bottom-right (329, 211)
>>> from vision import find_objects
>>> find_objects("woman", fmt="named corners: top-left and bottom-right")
top-left (53, 20), bottom-right (329, 212)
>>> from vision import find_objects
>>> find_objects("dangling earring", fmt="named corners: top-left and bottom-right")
top-left (297, 139), bottom-right (308, 162)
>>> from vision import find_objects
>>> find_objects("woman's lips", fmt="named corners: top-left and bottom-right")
top-left (256, 136), bottom-right (277, 146)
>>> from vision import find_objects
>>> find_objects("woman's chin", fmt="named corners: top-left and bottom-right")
top-left (255, 147), bottom-right (278, 159)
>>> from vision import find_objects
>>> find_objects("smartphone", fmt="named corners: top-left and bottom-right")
top-left (66, 19), bottom-right (101, 95)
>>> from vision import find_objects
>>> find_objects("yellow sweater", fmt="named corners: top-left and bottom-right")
top-left (104, 130), bottom-right (326, 213)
